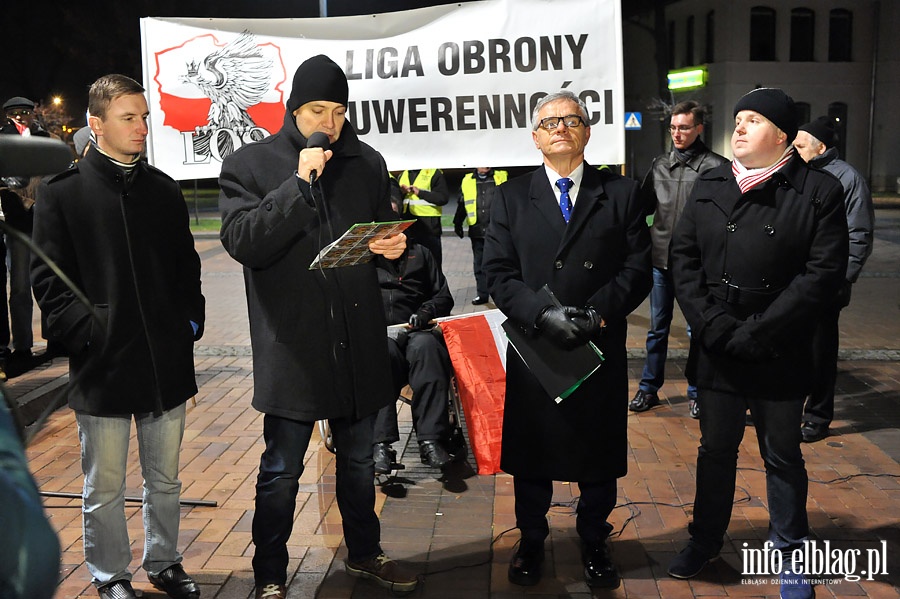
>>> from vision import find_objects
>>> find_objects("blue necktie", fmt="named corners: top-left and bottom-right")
top-left (556, 178), bottom-right (573, 223)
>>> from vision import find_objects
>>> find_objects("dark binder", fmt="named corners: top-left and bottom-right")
top-left (501, 285), bottom-right (603, 403)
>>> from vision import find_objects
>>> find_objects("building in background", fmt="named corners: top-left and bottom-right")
top-left (622, 0), bottom-right (898, 192)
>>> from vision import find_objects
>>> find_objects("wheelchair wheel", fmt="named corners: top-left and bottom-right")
top-left (317, 419), bottom-right (335, 453)
top-left (447, 378), bottom-right (468, 461)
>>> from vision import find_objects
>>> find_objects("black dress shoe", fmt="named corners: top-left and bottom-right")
top-left (98, 580), bottom-right (137, 599)
top-left (508, 541), bottom-right (544, 586)
top-left (629, 389), bottom-right (660, 412)
top-left (419, 440), bottom-right (451, 469)
top-left (668, 544), bottom-right (716, 579)
top-left (583, 542), bottom-right (620, 589)
top-left (801, 421), bottom-right (829, 443)
top-left (471, 295), bottom-right (489, 305)
top-left (148, 564), bottom-right (200, 599)
top-left (373, 442), bottom-right (395, 474)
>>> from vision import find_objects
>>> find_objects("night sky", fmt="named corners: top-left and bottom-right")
top-left (2, 0), bottom-right (465, 119)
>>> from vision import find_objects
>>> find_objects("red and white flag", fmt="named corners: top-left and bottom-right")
top-left (438, 310), bottom-right (508, 475)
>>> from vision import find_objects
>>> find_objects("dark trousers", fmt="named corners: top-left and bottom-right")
top-left (252, 413), bottom-right (381, 584)
top-left (803, 303), bottom-right (843, 426)
top-left (689, 389), bottom-right (809, 557)
top-left (374, 332), bottom-right (452, 444)
top-left (513, 476), bottom-right (616, 549)
top-left (470, 236), bottom-right (488, 298)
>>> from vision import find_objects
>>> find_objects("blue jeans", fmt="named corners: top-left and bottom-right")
top-left (640, 267), bottom-right (695, 396)
top-left (252, 413), bottom-right (381, 585)
top-left (76, 404), bottom-right (186, 586)
top-left (688, 389), bottom-right (809, 557)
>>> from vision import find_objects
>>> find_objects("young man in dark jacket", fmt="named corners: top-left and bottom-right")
top-left (218, 55), bottom-right (415, 598)
top-left (373, 237), bottom-right (455, 472)
top-left (32, 74), bottom-right (205, 599)
top-left (631, 101), bottom-right (727, 418)
top-left (668, 88), bottom-right (848, 599)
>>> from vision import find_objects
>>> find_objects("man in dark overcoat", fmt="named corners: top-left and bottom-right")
top-left (483, 90), bottom-right (651, 589)
top-left (218, 55), bottom-right (415, 598)
top-left (667, 88), bottom-right (848, 599)
top-left (32, 74), bottom-right (205, 599)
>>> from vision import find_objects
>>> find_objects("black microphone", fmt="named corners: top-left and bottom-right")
top-left (306, 132), bottom-right (330, 186)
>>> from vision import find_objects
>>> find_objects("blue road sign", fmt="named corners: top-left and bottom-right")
top-left (624, 112), bottom-right (642, 130)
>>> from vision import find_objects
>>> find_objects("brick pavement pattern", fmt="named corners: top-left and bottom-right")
top-left (10, 209), bottom-right (900, 598)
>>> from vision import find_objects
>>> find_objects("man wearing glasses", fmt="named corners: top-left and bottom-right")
top-left (484, 90), bottom-right (651, 589)
top-left (630, 101), bottom-right (727, 418)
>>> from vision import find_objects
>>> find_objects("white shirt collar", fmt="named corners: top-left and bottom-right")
top-left (543, 162), bottom-right (585, 205)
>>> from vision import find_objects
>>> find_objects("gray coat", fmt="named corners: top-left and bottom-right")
top-left (219, 110), bottom-right (397, 422)
top-left (808, 147), bottom-right (874, 284)
top-left (641, 142), bottom-right (728, 269)
top-left (484, 165), bottom-right (651, 482)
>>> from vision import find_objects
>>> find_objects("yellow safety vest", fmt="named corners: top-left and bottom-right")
top-left (460, 170), bottom-right (508, 225)
top-left (399, 169), bottom-right (441, 217)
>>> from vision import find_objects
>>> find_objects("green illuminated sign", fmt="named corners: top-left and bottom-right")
top-left (668, 67), bottom-right (707, 90)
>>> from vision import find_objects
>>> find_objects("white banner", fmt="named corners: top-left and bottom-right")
top-left (140, 0), bottom-right (624, 181)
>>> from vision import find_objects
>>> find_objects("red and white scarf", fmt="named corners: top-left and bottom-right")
top-left (732, 146), bottom-right (794, 194)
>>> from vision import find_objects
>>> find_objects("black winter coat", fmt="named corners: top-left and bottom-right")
top-left (376, 243), bottom-right (453, 325)
top-left (32, 148), bottom-right (205, 416)
top-left (670, 155), bottom-right (848, 396)
top-left (219, 110), bottom-right (397, 421)
top-left (483, 164), bottom-right (651, 482)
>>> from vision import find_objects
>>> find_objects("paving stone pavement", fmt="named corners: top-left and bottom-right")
top-left (8, 208), bottom-right (900, 598)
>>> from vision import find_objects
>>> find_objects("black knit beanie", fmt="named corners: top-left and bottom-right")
top-left (733, 88), bottom-right (797, 142)
top-left (286, 55), bottom-right (348, 113)
top-left (799, 116), bottom-right (836, 149)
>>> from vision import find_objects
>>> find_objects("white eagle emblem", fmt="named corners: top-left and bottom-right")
top-left (180, 31), bottom-right (273, 156)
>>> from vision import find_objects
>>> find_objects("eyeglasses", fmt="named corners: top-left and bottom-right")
top-left (669, 124), bottom-right (697, 133)
top-left (7, 109), bottom-right (33, 117)
top-left (537, 114), bottom-right (586, 131)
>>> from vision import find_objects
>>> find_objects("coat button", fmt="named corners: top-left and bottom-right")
top-left (339, 341), bottom-right (348, 349)
top-left (265, 202), bottom-right (273, 211)
top-left (122, 192), bottom-right (129, 199)
top-left (762, 277), bottom-right (771, 288)
top-left (554, 260), bottom-right (563, 269)
top-left (722, 272), bottom-right (731, 283)
top-left (583, 261), bottom-right (593, 270)
top-left (726, 222), bottom-right (736, 232)
top-left (764, 225), bottom-right (775, 236)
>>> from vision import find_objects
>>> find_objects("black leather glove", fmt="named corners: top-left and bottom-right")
top-left (454, 223), bottom-right (464, 238)
top-left (408, 307), bottom-right (435, 331)
top-left (535, 305), bottom-right (584, 349)
top-left (570, 307), bottom-right (604, 340)
top-left (723, 326), bottom-right (774, 363)
top-left (836, 280), bottom-right (852, 309)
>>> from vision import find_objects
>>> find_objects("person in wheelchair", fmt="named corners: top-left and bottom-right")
top-left (373, 229), bottom-right (455, 473)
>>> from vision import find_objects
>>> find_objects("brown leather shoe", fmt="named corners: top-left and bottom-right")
top-left (254, 583), bottom-right (286, 599)
top-left (345, 553), bottom-right (418, 592)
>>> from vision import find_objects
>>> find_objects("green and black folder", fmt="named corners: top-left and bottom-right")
top-left (502, 285), bottom-right (604, 403)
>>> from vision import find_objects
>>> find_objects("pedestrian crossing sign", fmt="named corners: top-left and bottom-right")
top-left (624, 112), bottom-right (642, 130)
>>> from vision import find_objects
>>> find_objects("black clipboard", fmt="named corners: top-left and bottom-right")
top-left (501, 285), bottom-right (603, 403)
